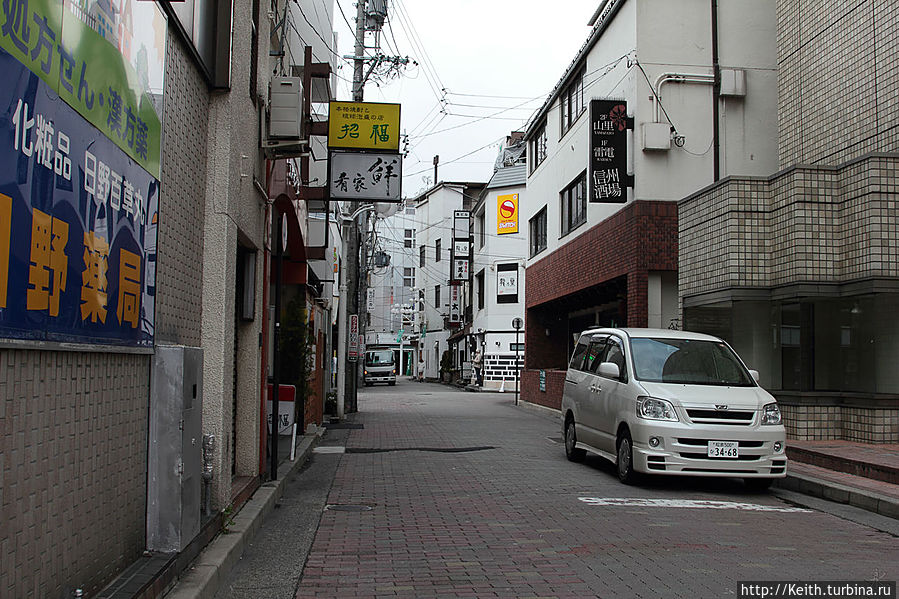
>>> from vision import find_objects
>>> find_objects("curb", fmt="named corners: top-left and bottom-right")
top-left (775, 470), bottom-right (899, 520)
top-left (164, 429), bottom-right (324, 599)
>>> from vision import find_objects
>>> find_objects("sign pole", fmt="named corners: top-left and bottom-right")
top-left (512, 317), bottom-right (523, 406)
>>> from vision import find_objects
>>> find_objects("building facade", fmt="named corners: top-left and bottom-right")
top-left (522, 0), bottom-right (778, 409)
top-left (679, 0), bottom-right (899, 442)
top-left (470, 160), bottom-right (528, 391)
top-left (412, 182), bottom-right (484, 381)
top-left (0, 0), bottom-right (338, 595)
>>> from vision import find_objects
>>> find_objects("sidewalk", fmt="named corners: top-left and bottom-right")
top-left (777, 440), bottom-right (899, 519)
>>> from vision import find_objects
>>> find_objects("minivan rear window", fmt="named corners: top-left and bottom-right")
top-left (630, 338), bottom-right (754, 386)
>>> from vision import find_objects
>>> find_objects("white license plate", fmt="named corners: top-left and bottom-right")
top-left (707, 441), bottom-right (739, 458)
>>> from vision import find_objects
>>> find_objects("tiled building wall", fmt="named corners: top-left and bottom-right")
top-left (0, 350), bottom-right (149, 597)
top-left (777, 0), bottom-right (899, 167)
top-left (781, 404), bottom-right (899, 443)
top-left (680, 156), bottom-right (899, 298)
top-left (154, 33), bottom-right (210, 347)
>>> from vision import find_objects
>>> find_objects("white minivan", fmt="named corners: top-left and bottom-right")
top-left (561, 328), bottom-right (787, 490)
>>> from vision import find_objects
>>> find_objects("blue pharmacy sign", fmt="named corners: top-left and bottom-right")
top-left (0, 47), bottom-right (158, 347)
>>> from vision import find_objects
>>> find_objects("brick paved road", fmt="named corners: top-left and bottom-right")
top-left (238, 381), bottom-right (899, 598)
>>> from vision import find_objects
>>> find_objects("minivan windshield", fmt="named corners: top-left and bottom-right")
top-left (365, 350), bottom-right (394, 366)
top-left (629, 338), bottom-right (754, 386)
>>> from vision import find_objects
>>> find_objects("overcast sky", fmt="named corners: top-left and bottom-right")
top-left (331, 0), bottom-right (600, 198)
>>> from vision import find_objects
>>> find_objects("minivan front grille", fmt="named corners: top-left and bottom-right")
top-left (686, 409), bottom-right (754, 425)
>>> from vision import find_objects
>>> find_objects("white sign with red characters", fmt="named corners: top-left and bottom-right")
top-left (497, 194), bottom-right (518, 235)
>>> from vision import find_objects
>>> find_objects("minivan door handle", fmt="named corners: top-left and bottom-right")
top-left (589, 384), bottom-right (601, 393)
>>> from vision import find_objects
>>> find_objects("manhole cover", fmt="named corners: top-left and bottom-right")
top-left (325, 504), bottom-right (373, 512)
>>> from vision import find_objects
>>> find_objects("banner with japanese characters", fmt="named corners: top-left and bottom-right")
top-left (0, 0), bottom-right (166, 179)
top-left (328, 101), bottom-right (400, 151)
top-left (0, 48), bottom-right (158, 346)
top-left (329, 151), bottom-right (402, 201)
top-left (589, 99), bottom-right (631, 203)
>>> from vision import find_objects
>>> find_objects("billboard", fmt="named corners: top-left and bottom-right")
top-left (328, 101), bottom-right (401, 151)
top-left (0, 0), bottom-right (167, 178)
top-left (0, 48), bottom-right (158, 346)
top-left (496, 193), bottom-right (518, 234)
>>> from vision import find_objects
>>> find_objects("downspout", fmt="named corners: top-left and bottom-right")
top-left (711, 0), bottom-right (721, 181)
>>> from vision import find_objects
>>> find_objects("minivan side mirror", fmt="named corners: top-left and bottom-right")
top-left (748, 369), bottom-right (760, 383)
top-left (598, 362), bottom-right (620, 380)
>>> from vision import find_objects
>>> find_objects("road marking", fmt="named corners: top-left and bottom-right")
top-left (578, 497), bottom-right (813, 513)
top-left (313, 446), bottom-right (346, 454)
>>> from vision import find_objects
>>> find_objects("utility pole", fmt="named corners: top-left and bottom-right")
top-left (340, 0), bottom-right (367, 416)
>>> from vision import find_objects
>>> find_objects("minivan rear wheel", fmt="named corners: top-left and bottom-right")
top-left (564, 418), bottom-right (586, 462)
top-left (616, 431), bottom-right (638, 485)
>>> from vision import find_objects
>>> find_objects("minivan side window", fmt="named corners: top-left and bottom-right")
top-left (569, 340), bottom-right (589, 370)
top-left (602, 338), bottom-right (627, 381)
top-left (584, 339), bottom-right (607, 373)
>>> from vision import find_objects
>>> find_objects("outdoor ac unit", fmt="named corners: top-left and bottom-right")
top-left (720, 68), bottom-right (747, 97)
top-left (269, 76), bottom-right (302, 138)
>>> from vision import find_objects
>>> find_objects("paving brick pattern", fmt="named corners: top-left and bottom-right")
top-left (294, 384), bottom-right (899, 598)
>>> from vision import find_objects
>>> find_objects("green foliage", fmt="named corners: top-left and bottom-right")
top-left (280, 299), bottom-right (315, 423)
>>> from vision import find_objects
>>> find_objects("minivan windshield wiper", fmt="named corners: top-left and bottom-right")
top-left (629, 338), bottom-right (754, 386)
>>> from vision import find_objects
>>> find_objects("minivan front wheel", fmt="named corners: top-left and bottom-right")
top-left (564, 418), bottom-right (586, 462)
top-left (616, 431), bottom-right (638, 484)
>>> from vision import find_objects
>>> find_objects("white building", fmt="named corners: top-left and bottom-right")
top-left (521, 0), bottom-right (778, 407)
top-left (469, 158), bottom-right (528, 391)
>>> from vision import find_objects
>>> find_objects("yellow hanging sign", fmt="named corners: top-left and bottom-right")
top-left (328, 101), bottom-right (401, 151)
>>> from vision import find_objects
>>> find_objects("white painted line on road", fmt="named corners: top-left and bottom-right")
top-left (313, 446), bottom-right (346, 454)
top-left (578, 497), bottom-right (813, 513)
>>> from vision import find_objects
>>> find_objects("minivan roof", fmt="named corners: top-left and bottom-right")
top-left (578, 328), bottom-right (722, 342)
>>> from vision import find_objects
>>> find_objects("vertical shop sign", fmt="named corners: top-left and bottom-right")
top-left (589, 99), bottom-right (632, 203)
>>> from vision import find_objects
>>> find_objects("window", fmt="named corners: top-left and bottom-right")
top-left (561, 172), bottom-right (587, 236)
top-left (529, 122), bottom-right (547, 173)
top-left (405, 206), bottom-right (415, 215)
top-left (476, 270), bottom-right (485, 310)
top-left (560, 66), bottom-right (585, 136)
top-left (510, 343), bottom-right (525, 353)
top-left (435, 239), bottom-right (441, 262)
top-left (601, 337), bottom-right (627, 381)
top-left (419, 245), bottom-right (425, 267)
top-left (435, 284), bottom-right (441, 308)
top-left (476, 210), bottom-right (486, 248)
top-left (403, 267), bottom-right (415, 288)
top-left (585, 338), bottom-right (607, 373)
top-left (529, 207), bottom-right (547, 257)
top-left (404, 229), bottom-right (414, 248)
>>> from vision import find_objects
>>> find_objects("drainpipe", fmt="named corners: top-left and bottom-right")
top-left (711, 0), bottom-right (721, 181)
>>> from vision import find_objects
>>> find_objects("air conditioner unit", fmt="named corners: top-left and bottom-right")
top-left (269, 76), bottom-right (302, 138)
top-left (263, 77), bottom-right (308, 159)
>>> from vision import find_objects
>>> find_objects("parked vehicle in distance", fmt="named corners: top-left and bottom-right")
top-left (561, 328), bottom-right (787, 490)
top-left (363, 349), bottom-right (396, 386)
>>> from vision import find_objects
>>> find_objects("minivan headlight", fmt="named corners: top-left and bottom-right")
top-left (636, 397), bottom-right (679, 422)
top-left (761, 402), bottom-right (782, 425)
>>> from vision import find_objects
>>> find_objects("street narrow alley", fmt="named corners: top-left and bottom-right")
top-left (217, 382), bottom-right (899, 599)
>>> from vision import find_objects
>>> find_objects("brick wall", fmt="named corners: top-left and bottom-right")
top-left (523, 201), bottom-right (678, 404)
top-left (526, 201), bottom-right (678, 309)
top-left (0, 350), bottom-right (149, 597)
top-left (521, 369), bottom-right (567, 411)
